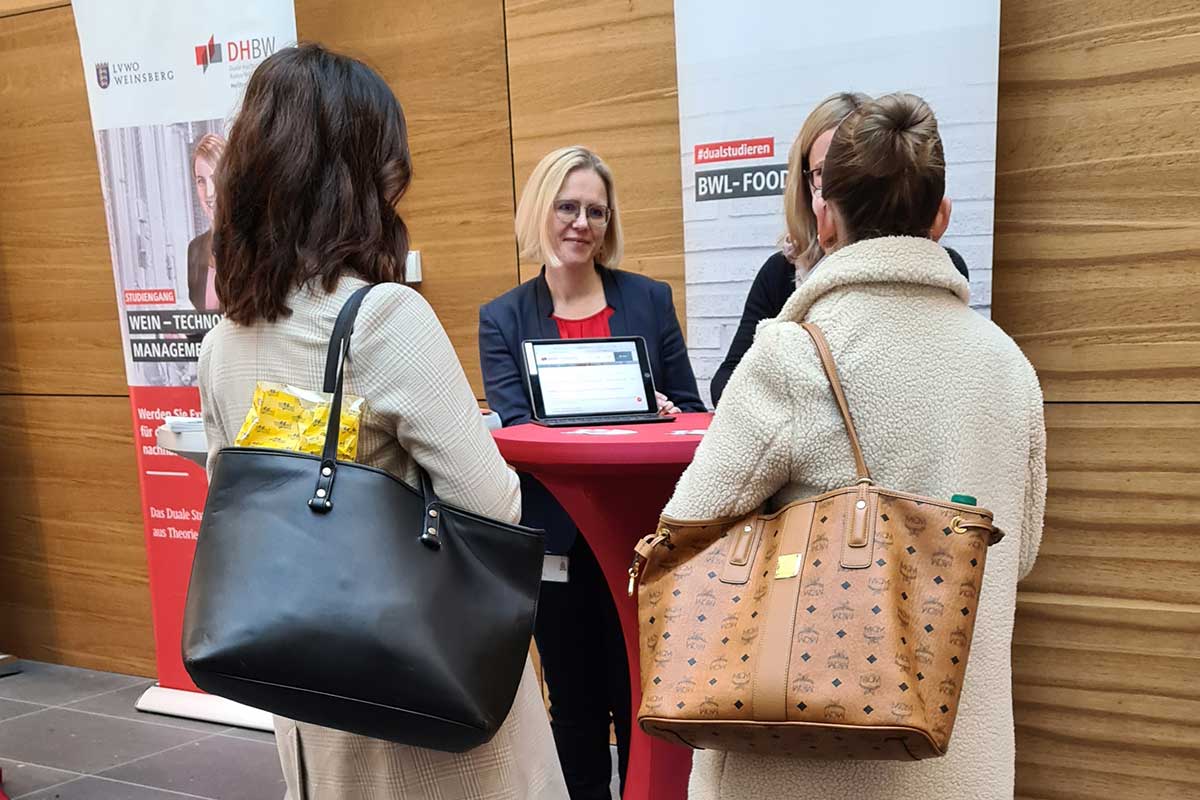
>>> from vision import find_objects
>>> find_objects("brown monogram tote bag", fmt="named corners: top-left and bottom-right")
top-left (628, 323), bottom-right (1003, 760)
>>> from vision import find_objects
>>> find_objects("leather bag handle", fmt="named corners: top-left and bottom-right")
top-left (322, 284), bottom-right (373, 394)
top-left (309, 283), bottom-right (448, 550)
top-left (630, 324), bottom-right (874, 592)
top-left (799, 322), bottom-right (872, 483)
top-left (308, 284), bottom-right (374, 512)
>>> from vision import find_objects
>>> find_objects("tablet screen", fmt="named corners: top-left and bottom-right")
top-left (523, 338), bottom-right (654, 417)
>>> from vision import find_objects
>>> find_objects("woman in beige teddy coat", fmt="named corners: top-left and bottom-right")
top-left (664, 92), bottom-right (1046, 800)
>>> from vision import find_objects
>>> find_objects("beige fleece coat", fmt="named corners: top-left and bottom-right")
top-left (664, 236), bottom-right (1046, 800)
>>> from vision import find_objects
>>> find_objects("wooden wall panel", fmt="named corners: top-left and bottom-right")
top-left (0, 395), bottom-right (154, 676)
top-left (1019, 404), bottom-right (1200, 604)
top-left (0, 1), bottom-right (64, 18)
top-left (1012, 403), bottom-right (1200, 797)
top-left (0, 7), bottom-right (131, 396)
top-left (505, 0), bottom-right (686, 310)
top-left (296, 0), bottom-right (518, 393)
top-left (993, 0), bottom-right (1200, 402)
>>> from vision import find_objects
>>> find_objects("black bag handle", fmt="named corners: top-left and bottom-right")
top-left (307, 284), bottom-right (447, 549)
top-left (308, 284), bottom-right (374, 513)
top-left (321, 285), bottom-right (372, 394)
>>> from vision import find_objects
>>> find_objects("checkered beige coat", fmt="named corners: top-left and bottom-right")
top-left (198, 277), bottom-right (568, 800)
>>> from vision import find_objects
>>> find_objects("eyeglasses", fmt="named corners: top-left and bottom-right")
top-left (554, 200), bottom-right (612, 228)
top-left (802, 164), bottom-right (824, 194)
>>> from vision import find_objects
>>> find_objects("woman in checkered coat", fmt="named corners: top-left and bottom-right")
top-left (198, 44), bottom-right (568, 800)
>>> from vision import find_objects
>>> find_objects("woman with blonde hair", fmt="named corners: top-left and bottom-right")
top-left (709, 91), bottom-right (969, 405)
top-left (667, 92), bottom-right (1045, 800)
top-left (480, 145), bottom-right (705, 798)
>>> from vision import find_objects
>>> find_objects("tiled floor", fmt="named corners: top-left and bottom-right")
top-left (0, 661), bottom-right (622, 799)
top-left (0, 661), bottom-right (284, 800)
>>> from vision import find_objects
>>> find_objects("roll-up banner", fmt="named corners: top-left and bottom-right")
top-left (71, 0), bottom-right (296, 727)
top-left (673, 1), bottom-right (1001, 405)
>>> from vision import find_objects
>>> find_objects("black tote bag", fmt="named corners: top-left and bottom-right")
top-left (182, 284), bottom-right (545, 752)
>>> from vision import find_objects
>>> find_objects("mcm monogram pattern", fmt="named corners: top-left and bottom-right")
top-left (637, 490), bottom-right (996, 760)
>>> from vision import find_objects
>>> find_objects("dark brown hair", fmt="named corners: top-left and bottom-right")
top-left (213, 43), bottom-right (411, 324)
top-left (820, 92), bottom-right (945, 242)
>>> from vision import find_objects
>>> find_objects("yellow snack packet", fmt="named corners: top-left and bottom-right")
top-left (235, 381), bottom-right (365, 461)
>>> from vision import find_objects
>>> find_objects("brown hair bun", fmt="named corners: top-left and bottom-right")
top-left (821, 92), bottom-right (945, 241)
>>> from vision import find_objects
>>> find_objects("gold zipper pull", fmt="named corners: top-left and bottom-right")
top-left (627, 558), bottom-right (641, 597)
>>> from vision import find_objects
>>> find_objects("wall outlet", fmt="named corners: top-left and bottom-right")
top-left (405, 250), bottom-right (422, 283)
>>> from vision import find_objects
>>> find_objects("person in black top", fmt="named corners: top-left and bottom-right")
top-left (710, 250), bottom-right (794, 406)
top-left (710, 93), bottom-right (970, 405)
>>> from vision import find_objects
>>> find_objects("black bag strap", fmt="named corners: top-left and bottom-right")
top-left (308, 284), bottom-right (373, 512)
top-left (307, 285), bottom-right (445, 548)
top-left (322, 284), bottom-right (374, 394)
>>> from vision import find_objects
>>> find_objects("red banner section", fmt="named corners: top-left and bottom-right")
top-left (128, 385), bottom-right (208, 692)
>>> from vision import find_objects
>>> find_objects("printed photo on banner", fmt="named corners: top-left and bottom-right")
top-left (96, 119), bottom-right (226, 386)
top-left (673, 0), bottom-right (1001, 405)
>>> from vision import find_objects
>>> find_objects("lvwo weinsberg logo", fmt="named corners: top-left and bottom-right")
top-left (194, 34), bottom-right (279, 73)
top-left (93, 60), bottom-right (175, 89)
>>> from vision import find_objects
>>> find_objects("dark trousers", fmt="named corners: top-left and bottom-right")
top-left (535, 534), bottom-right (631, 800)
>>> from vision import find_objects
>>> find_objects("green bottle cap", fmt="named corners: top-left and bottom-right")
top-left (951, 494), bottom-right (977, 506)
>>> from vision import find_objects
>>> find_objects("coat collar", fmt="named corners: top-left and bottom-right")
top-left (777, 236), bottom-right (970, 323)
top-left (533, 263), bottom-right (627, 336)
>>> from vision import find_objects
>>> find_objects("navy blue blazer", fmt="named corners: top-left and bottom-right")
top-left (479, 264), bottom-right (705, 554)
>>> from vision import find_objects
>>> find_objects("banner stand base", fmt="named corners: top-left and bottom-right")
top-left (0, 655), bottom-right (20, 678)
top-left (136, 685), bottom-right (274, 733)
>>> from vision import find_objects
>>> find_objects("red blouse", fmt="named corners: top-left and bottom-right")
top-left (552, 306), bottom-right (615, 339)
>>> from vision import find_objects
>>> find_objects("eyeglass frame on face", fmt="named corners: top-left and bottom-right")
top-left (802, 164), bottom-right (823, 195)
top-left (554, 199), bottom-right (612, 229)
top-left (803, 110), bottom-right (857, 197)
